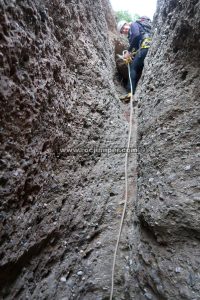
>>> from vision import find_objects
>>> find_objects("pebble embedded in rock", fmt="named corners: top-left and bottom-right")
top-left (184, 165), bottom-right (191, 171)
top-left (144, 292), bottom-right (153, 300)
top-left (60, 277), bottom-right (67, 282)
top-left (175, 267), bottom-right (181, 273)
top-left (77, 271), bottom-right (84, 276)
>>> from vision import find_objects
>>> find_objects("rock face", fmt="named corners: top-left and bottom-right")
top-left (0, 0), bottom-right (137, 299)
top-left (135, 0), bottom-right (200, 299)
top-left (1, 0), bottom-right (200, 299)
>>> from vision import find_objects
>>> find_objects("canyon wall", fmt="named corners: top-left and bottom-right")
top-left (136, 0), bottom-right (200, 298)
top-left (1, 0), bottom-right (200, 299)
top-left (0, 1), bottom-right (136, 299)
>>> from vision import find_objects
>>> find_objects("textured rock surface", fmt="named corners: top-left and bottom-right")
top-left (1, 0), bottom-right (200, 299)
top-left (135, 0), bottom-right (200, 299)
top-left (0, 0), bottom-right (137, 299)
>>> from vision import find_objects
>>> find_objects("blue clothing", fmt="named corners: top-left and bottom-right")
top-left (128, 22), bottom-right (143, 52)
top-left (126, 18), bottom-right (152, 94)
top-left (127, 48), bottom-right (148, 94)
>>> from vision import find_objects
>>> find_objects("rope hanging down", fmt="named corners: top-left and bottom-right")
top-left (110, 57), bottom-right (134, 300)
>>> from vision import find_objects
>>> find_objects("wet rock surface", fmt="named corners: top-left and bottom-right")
top-left (135, 0), bottom-right (200, 299)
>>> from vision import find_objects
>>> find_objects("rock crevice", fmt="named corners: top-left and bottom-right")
top-left (0, 0), bottom-right (200, 299)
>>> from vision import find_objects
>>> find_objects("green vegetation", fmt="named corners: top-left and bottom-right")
top-left (132, 13), bottom-right (141, 21)
top-left (115, 10), bottom-right (140, 22)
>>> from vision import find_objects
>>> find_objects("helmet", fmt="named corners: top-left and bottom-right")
top-left (117, 20), bottom-right (127, 33)
top-left (140, 16), bottom-right (151, 21)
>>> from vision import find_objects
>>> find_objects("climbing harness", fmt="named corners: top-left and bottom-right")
top-left (110, 51), bottom-right (135, 300)
top-left (140, 37), bottom-right (152, 49)
top-left (116, 49), bottom-right (137, 65)
top-left (124, 56), bottom-right (132, 65)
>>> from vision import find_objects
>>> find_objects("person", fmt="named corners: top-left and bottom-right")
top-left (117, 16), bottom-right (152, 101)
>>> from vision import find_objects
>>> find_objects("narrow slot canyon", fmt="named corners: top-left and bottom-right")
top-left (0, 0), bottom-right (199, 299)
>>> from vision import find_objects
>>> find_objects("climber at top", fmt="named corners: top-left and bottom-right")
top-left (117, 16), bottom-right (152, 101)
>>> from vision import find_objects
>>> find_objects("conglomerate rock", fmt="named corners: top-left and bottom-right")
top-left (0, 0), bottom-right (138, 299)
top-left (0, 0), bottom-right (200, 299)
top-left (135, 0), bottom-right (200, 299)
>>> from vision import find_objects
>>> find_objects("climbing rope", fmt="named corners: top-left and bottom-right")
top-left (110, 56), bottom-right (134, 300)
